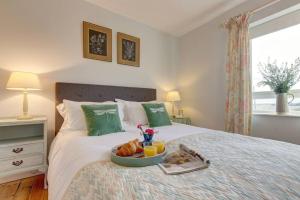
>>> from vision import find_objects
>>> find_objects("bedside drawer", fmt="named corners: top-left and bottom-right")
top-left (0, 154), bottom-right (43, 172)
top-left (0, 142), bottom-right (43, 159)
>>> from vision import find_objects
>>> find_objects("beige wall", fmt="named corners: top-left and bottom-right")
top-left (177, 0), bottom-right (300, 144)
top-left (0, 0), bottom-right (178, 144)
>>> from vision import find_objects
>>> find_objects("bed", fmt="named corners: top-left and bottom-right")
top-left (48, 83), bottom-right (300, 200)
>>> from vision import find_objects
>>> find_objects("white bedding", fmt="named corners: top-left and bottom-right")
top-left (48, 123), bottom-right (213, 200)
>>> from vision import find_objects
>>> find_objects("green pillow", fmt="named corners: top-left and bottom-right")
top-left (81, 104), bottom-right (124, 136)
top-left (142, 103), bottom-right (171, 127)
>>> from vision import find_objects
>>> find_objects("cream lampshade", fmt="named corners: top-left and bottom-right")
top-left (166, 91), bottom-right (181, 102)
top-left (166, 90), bottom-right (181, 116)
top-left (6, 72), bottom-right (41, 120)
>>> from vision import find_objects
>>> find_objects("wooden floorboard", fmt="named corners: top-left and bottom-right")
top-left (0, 175), bottom-right (47, 200)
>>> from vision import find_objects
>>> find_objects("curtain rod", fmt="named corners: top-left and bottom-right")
top-left (249, 0), bottom-right (281, 15)
top-left (221, 0), bottom-right (281, 27)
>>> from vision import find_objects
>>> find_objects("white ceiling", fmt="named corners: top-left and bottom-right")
top-left (85, 0), bottom-right (246, 37)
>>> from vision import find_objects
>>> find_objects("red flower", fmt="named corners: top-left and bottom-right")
top-left (145, 129), bottom-right (155, 135)
top-left (137, 124), bottom-right (142, 129)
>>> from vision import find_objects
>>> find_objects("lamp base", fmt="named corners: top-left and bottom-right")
top-left (17, 91), bottom-right (33, 120)
top-left (17, 115), bottom-right (33, 120)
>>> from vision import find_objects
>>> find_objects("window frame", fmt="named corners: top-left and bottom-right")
top-left (250, 7), bottom-right (300, 115)
top-left (252, 89), bottom-right (300, 113)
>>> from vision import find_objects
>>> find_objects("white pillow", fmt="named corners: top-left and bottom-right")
top-left (56, 103), bottom-right (66, 118)
top-left (56, 103), bottom-right (68, 130)
top-left (62, 99), bottom-right (125, 131)
top-left (115, 99), bottom-right (155, 126)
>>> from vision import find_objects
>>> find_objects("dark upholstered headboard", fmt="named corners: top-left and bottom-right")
top-left (55, 82), bottom-right (156, 134)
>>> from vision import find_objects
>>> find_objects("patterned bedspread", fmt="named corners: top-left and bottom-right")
top-left (63, 132), bottom-right (300, 200)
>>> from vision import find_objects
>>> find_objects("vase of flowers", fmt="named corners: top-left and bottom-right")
top-left (258, 58), bottom-right (300, 113)
top-left (137, 124), bottom-right (157, 146)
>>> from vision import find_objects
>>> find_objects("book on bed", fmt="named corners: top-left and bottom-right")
top-left (158, 144), bottom-right (210, 175)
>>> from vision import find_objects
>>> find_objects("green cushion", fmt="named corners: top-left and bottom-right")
top-left (142, 103), bottom-right (171, 127)
top-left (81, 104), bottom-right (124, 136)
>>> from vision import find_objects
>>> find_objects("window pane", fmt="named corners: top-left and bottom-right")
top-left (253, 98), bottom-right (276, 112)
top-left (252, 23), bottom-right (300, 113)
top-left (252, 23), bottom-right (300, 93)
top-left (253, 95), bottom-right (300, 113)
top-left (290, 97), bottom-right (300, 112)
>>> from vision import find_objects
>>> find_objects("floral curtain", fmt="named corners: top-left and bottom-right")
top-left (225, 13), bottom-right (252, 135)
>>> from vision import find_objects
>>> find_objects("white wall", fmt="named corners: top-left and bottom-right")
top-left (1, 0), bottom-right (300, 146)
top-left (0, 0), bottom-right (178, 144)
top-left (252, 115), bottom-right (300, 144)
top-left (177, 0), bottom-right (300, 144)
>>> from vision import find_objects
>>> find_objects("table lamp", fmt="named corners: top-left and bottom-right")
top-left (6, 71), bottom-right (41, 120)
top-left (166, 90), bottom-right (181, 117)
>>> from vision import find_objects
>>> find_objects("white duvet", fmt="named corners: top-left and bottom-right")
top-left (48, 123), bottom-right (213, 200)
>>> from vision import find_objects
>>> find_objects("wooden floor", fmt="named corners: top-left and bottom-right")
top-left (0, 175), bottom-right (47, 200)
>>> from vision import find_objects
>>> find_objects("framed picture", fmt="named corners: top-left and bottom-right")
top-left (83, 21), bottom-right (112, 62)
top-left (117, 32), bottom-right (140, 67)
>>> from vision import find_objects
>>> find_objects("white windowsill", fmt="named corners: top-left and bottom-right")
top-left (253, 112), bottom-right (300, 118)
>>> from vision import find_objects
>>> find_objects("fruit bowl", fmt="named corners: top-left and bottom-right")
top-left (111, 146), bottom-right (167, 167)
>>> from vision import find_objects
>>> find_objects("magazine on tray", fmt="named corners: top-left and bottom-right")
top-left (158, 144), bottom-right (210, 175)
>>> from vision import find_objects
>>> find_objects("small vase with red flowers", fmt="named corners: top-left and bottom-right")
top-left (137, 124), bottom-right (158, 146)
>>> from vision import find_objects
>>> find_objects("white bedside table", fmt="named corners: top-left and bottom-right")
top-left (0, 116), bottom-right (48, 187)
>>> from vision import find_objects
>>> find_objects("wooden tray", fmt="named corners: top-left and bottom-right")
top-left (111, 146), bottom-right (167, 167)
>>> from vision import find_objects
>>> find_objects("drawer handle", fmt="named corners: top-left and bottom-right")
top-left (12, 160), bottom-right (23, 166)
top-left (12, 148), bottom-right (23, 153)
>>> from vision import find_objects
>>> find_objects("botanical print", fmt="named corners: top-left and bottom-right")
top-left (83, 21), bottom-right (112, 62)
top-left (117, 32), bottom-right (140, 67)
top-left (89, 30), bottom-right (107, 56)
top-left (122, 39), bottom-right (136, 61)
top-left (225, 13), bottom-right (252, 135)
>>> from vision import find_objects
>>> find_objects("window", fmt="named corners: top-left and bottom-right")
top-left (251, 23), bottom-right (300, 113)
